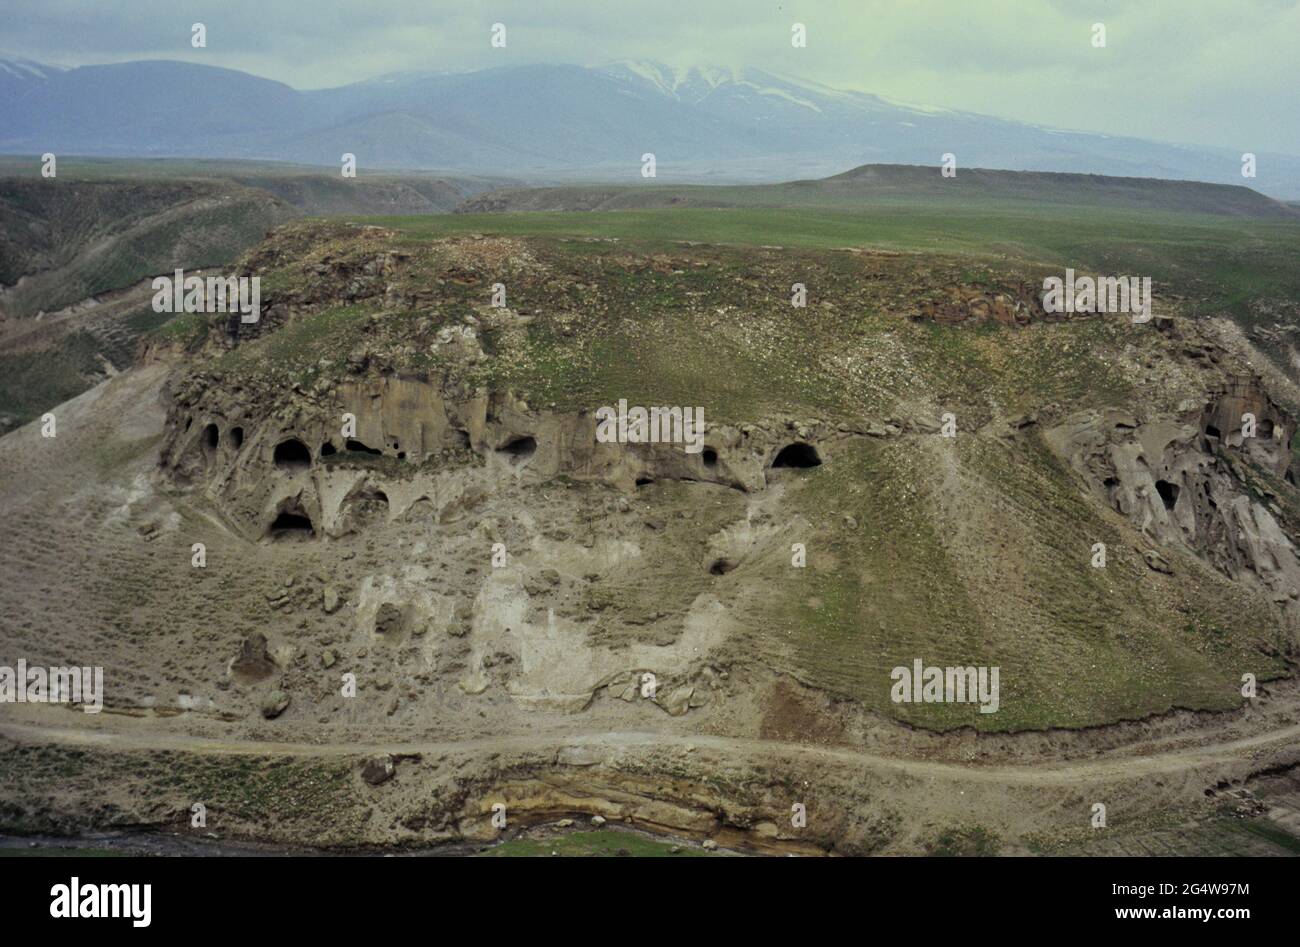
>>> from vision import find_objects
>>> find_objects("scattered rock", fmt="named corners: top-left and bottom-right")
top-left (361, 755), bottom-right (395, 785)
top-left (261, 690), bottom-right (290, 719)
top-left (322, 586), bottom-right (341, 613)
top-left (660, 684), bottom-right (695, 716)
top-left (1144, 550), bottom-right (1174, 575)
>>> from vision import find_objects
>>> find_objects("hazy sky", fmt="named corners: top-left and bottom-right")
top-left (6, 0), bottom-right (1299, 154)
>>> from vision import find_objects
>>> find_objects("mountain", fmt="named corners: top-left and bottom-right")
top-left (3, 56), bottom-right (1299, 198)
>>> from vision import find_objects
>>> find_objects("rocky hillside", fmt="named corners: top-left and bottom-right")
top-left (4, 216), bottom-right (1300, 854)
top-left (0, 166), bottom-right (505, 431)
top-left (139, 219), bottom-right (1299, 732)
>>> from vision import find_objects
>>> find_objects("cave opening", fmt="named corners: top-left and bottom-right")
top-left (320, 442), bottom-right (337, 457)
top-left (273, 438), bottom-right (312, 472)
top-left (269, 509), bottom-right (314, 537)
top-left (202, 423), bottom-right (219, 452)
top-left (498, 435), bottom-right (537, 463)
top-left (1155, 479), bottom-right (1180, 511)
top-left (702, 448), bottom-right (718, 468)
top-left (709, 558), bottom-right (739, 575)
top-left (345, 439), bottom-right (382, 456)
top-left (771, 443), bottom-right (822, 469)
top-left (230, 426), bottom-right (244, 449)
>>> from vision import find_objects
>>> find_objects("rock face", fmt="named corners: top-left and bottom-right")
top-left (1047, 383), bottom-right (1300, 605)
top-left (157, 368), bottom-right (840, 545)
top-left (913, 281), bottom-right (1048, 326)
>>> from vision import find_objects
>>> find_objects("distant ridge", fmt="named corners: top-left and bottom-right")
top-left (455, 163), bottom-right (1300, 219)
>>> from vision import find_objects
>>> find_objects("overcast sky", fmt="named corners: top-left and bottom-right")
top-left (5, 0), bottom-right (1298, 154)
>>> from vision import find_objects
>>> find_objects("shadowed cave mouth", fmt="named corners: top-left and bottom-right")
top-left (230, 426), bottom-right (244, 449)
top-left (202, 423), bottom-right (219, 452)
top-left (346, 439), bottom-right (382, 456)
top-left (273, 438), bottom-right (312, 472)
top-left (269, 505), bottom-right (315, 538)
top-left (709, 557), bottom-right (739, 575)
top-left (497, 435), bottom-right (537, 463)
top-left (1155, 479), bottom-right (1180, 511)
top-left (771, 442), bottom-right (822, 469)
top-left (702, 448), bottom-right (718, 468)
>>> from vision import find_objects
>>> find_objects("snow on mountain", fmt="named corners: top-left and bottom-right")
top-left (1, 56), bottom-right (1297, 198)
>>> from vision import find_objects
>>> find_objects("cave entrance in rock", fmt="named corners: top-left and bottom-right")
top-left (345, 439), bottom-right (382, 456)
top-left (269, 507), bottom-right (315, 539)
top-left (709, 557), bottom-right (738, 575)
top-left (202, 423), bottom-right (219, 452)
top-left (771, 443), bottom-right (821, 469)
top-left (343, 487), bottom-right (390, 530)
top-left (1155, 479), bottom-right (1180, 511)
top-left (273, 438), bottom-right (312, 472)
top-left (498, 435), bottom-right (537, 463)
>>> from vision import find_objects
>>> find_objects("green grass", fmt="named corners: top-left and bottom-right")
top-left (0, 331), bottom-right (103, 425)
top-left (361, 203), bottom-right (1300, 328)
top-left (927, 825), bottom-right (1002, 857)
top-left (477, 829), bottom-right (710, 857)
top-left (1230, 819), bottom-right (1300, 855)
top-left (768, 427), bottom-right (1286, 732)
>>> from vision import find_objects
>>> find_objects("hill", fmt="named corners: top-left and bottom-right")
top-left (0, 160), bottom-right (508, 429)
top-left (3, 216), bottom-right (1300, 853)
top-left (456, 163), bottom-right (1300, 219)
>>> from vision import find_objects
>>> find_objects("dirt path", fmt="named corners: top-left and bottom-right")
top-left (4, 707), bottom-right (1297, 786)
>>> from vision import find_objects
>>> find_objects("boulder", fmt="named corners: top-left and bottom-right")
top-left (361, 756), bottom-right (395, 786)
top-left (261, 690), bottom-right (290, 719)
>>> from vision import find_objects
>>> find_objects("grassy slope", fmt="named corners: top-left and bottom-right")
top-left (364, 204), bottom-right (1300, 331)
top-left (202, 220), bottom-right (1291, 730)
